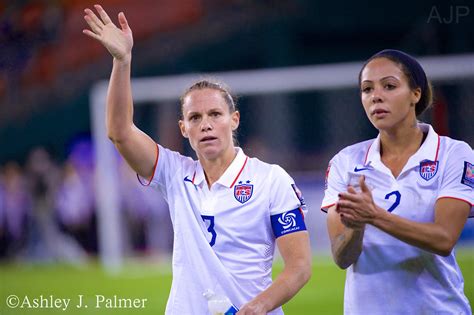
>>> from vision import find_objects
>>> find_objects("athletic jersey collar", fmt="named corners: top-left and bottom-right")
top-left (193, 147), bottom-right (248, 188)
top-left (365, 123), bottom-right (440, 169)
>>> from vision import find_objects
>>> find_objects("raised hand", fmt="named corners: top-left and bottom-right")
top-left (83, 4), bottom-right (133, 62)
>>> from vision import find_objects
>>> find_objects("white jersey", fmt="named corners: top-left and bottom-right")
top-left (321, 123), bottom-right (473, 315)
top-left (142, 145), bottom-right (307, 315)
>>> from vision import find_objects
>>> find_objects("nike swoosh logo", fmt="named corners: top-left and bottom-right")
top-left (354, 166), bottom-right (372, 172)
top-left (184, 176), bottom-right (193, 183)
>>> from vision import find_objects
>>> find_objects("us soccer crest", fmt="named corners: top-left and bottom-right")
top-left (419, 160), bottom-right (439, 181)
top-left (234, 180), bottom-right (253, 204)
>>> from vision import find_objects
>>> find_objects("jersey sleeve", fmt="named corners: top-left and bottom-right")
top-left (437, 141), bottom-right (474, 217)
top-left (268, 165), bottom-right (307, 238)
top-left (268, 165), bottom-right (305, 215)
top-left (321, 153), bottom-right (348, 212)
top-left (138, 144), bottom-right (190, 192)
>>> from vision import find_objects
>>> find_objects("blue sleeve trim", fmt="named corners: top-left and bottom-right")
top-left (271, 208), bottom-right (306, 238)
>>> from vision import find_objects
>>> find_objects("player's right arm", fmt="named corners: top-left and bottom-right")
top-left (327, 204), bottom-right (365, 269)
top-left (323, 152), bottom-right (365, 269)
top-left (83, 5), bottom-right (156, 179)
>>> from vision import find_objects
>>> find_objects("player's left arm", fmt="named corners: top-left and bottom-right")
top-left (339, 142), bottom-right (473, 256)
top-left (237, 231), bottom-right (311, 315)
top-left (339, 189), bottom-right (470, 256)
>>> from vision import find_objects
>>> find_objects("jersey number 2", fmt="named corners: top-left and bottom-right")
top-left (201, 215), bottom-right (217, 247)
top-left (384, 191), bottom-right (401, 212)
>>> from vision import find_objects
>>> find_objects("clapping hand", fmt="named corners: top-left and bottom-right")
top-left (336, 175), bottom-right (382, 229)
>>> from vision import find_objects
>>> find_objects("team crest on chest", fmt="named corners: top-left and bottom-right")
top-left (419, 160), bottom-right (439, 181)
top-left (234, 180), bottom-right (253, 204)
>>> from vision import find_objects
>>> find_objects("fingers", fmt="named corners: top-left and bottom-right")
top-left (347, 185), bottom-right (357, 194)
top-left (339, 191), bottom-right (359, 202)
top-left (94, 4), bottom-right (113, 25)
top-left (336, 202), bottom-right (365, 229)
top-left (82, 28), bottom-right (101, 40)
top-left (340, 212), bottom-right (356, 222)
top-left (84, 8), bottom-right (104, 32)
top-left (83, 5), bottom-right (116, 36)
top-left (118, 12), bottom-right (129, 31)
top-left (336, 201), bottom-right (355, 214)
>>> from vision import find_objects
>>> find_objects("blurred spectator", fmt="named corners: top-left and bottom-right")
top-left (56, 138), bottom-right (97, 253)
top-left (25, 147), bottom-right (87, 263)
top-left (55, 161), bottom-right (97, 254)
top-left (119, 157), bottom-right (173, 256)
top-left (141, 182), bottom-right (173, 257)
top-left (0, 139), bottom-right (175, 262)
top-left (119, 158), bottom-right (149, 253)
top-left (0, 162), bottom-right (31, 259)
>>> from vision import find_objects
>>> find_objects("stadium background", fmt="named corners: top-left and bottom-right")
top-left (0, 1), bottom-right (473, 314)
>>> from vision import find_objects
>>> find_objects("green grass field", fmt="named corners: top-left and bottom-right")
top-left (0, 249), bottom-right (472, 314)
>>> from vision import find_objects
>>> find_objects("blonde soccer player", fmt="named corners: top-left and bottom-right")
top-left (83, 5), bottom-right (311, 315)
